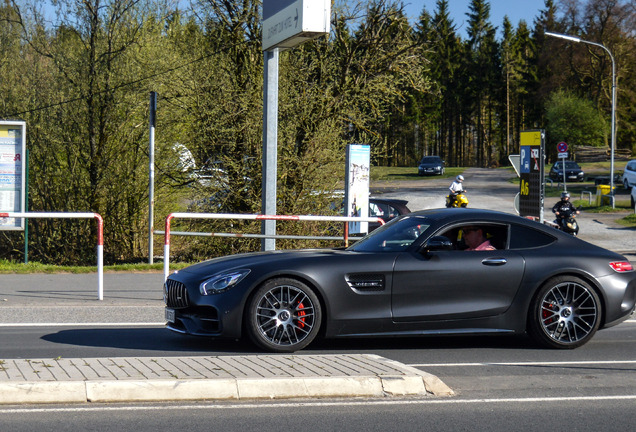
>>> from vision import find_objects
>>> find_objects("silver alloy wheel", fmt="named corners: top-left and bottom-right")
top-left (254, 283), bottom-right (317, 348)
top-left (538, 281), bottom-right (599, 345)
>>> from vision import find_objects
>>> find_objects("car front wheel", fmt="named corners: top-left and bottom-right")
top-left (528, 276), bottom-right (601, 349)
top-left (246, 278), bottom-right (321, 353)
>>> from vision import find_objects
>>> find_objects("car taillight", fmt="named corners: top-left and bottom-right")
top-left (609, 261), bottom-right (634, 272)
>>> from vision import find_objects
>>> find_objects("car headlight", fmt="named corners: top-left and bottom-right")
top-left (200, 269), bottom-right (251, 295)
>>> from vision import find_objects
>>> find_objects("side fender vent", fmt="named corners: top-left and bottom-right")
top-left (345, 273), bottom-right (386, 292)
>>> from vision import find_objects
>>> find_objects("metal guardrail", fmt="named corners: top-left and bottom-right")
top-left (580, 191), bottom-right (593, 205)
top-left (0, 212), bottom-right (104, 300)
top-left (162, 213), bottom-right (385, 281)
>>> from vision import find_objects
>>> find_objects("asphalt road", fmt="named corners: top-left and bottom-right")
top-left (2, 397), bottom-right (636, 432)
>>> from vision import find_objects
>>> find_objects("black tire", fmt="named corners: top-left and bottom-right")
top-left (246, 278), bottom-right (321, 353)
top-left (460, 203), bottom-right (467, 208)
top-left (631, 195), bottom-right (634, 209)
top-left (528, 276), bottom-right (601, 349)
top-left (624, 180), bottom-right (630, 190)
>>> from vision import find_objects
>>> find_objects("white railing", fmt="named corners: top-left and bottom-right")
top-left (0, 212), bottom-right (105, 300)
top-left (162, 213), bottom-right (384, 281)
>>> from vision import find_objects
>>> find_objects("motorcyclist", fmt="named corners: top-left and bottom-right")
top-left (552, 191), bottom-right (579, 227)
top-left (448, 175), bottom-right (465, 207)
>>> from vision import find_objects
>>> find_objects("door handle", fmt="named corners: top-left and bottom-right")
top-left (482, 258), bottom-right (507, 266)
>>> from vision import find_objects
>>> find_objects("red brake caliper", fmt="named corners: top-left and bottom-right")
top-left (542, 301), bottom-right (556, 324)
top-left (297, 302), bottom-right (306, 328)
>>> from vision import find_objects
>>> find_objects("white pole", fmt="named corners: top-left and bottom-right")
top-left (163, 243), bottom-right (170, 282)
top-left (149, 92), bottom-right (157, 263)
top-left (97, 244), bottom-right (104, 300)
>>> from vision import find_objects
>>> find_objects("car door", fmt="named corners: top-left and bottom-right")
top-left (391, 226), bottom-right (525, 322)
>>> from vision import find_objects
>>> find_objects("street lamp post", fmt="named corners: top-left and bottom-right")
top-left (545, 31), bottom-right (616, 208)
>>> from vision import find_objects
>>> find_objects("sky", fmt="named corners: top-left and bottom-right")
top-left (401, 0), bottom-right (548, 38)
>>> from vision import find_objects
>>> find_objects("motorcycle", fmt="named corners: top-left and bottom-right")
top-left (445, 191), bottom-right (469, 208)
top-left (554, 206), bottom-right (581, 236)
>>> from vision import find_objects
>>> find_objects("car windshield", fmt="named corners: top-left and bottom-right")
top-left (347, 215), bottom-right (432, 252)
top-left (555, 161), bottom-right (579, 169)
top-left (420, 157), bottom-right (440, 164)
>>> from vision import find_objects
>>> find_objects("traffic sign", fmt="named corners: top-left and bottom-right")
top-left (558, 152), bottom-right (568, 158)
top-left (557, 142), bottom-right (568, 153)
top-left (262, 0), bottom-right (331, 51)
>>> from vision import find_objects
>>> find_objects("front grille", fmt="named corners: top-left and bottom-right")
top-left (165, 279), bottom-right (190, 308)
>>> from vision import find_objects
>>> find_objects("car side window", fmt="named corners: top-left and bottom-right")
top-left (436, 223), bottom-right (508, 251)
top-left (369, 203), bottom-right (384, 217)
top-left (387, 205), bottom-right (398, 218)
top-left (509, 224), bottom-right (556, 249)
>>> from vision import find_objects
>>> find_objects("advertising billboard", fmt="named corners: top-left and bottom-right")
top-left (0, 121), bottom-right (26, 230)
top-left (345, 144), bottom-right (370, 234)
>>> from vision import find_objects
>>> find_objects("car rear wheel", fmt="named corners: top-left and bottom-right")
top-left (624, 179), bottom-right (630, 189)
top-left (528, 276), bottom-right (601, 349)
top-left (246, 278), bottom-right (321, 353)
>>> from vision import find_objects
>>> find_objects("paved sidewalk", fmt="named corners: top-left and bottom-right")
top-left (0, 354), bottom-right (453, 404)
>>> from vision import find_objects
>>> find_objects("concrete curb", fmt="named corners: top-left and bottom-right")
top-left (0, 354), bottom-right (454, 404)
top-left (0, 375), bottom-right (452, 404)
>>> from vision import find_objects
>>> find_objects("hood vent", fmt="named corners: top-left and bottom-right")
top-left (346, 273), bottom-right (385, 292)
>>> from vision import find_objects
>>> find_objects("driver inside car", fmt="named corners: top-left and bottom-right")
top-left (463, 226), bottom-right (496, 251)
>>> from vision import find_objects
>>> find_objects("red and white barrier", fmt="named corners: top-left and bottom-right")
top-left (163, 213), bottom-right (385, 281)
top-left (0, 212), bottom-right (104, 300)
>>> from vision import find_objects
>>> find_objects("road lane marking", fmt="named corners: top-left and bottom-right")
top-left (2, 395), bottom-right (636, 414)
top-left (409, 360), bottom-right (636, 367)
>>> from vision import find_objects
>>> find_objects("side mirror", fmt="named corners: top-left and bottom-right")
top-left (424, 236), bottom-right (454, 252)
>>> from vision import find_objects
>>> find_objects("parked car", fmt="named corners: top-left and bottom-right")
top-left (418, 156), bottom-right (445, 176)
top-left (622, 159), bottom-right (636, 189)
top-left (368, 198), bottom-right (411, 232)
top-left (549, 160), bottom-right (585, 182)
top-left (164, 208), bottom-right (636, 353)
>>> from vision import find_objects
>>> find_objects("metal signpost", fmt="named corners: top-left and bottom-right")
top-left (557, 141), bottom-right (568, 192)
top-left (148, 92), bottom-right (157, 264)
top-left (260, 0), bottom-right (331, 251)
top-left (519, 130), bottom-right (545, 222)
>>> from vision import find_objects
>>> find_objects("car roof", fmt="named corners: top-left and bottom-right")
top-left (406, 208), bottom-right (543, 228)
top-left (369, 197), bottom-right (409, 206)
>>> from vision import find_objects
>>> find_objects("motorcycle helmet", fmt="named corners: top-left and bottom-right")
top-left (561, 191), bottom-right (570, 199)
top-left (456, 175), bottom-right (464, 182)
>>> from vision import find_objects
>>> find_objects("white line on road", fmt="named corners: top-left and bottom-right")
top-left (409, 360), bottom-right (636, 367)
top-left (2, 395), bottom-right (636, 414)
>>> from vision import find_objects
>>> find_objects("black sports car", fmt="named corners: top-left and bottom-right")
top-left (164, 209), bottom-right (636, 352)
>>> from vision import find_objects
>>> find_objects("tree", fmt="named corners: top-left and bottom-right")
top-left (545, 90), bottom-right (606, 160)
top-left (465, 0), bottom-right (501, 166)
top-left (3, 0), bottom-right (186, 263)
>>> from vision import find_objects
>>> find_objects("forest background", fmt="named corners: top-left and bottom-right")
top-left (0, 0), bottom-right (634, 265)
